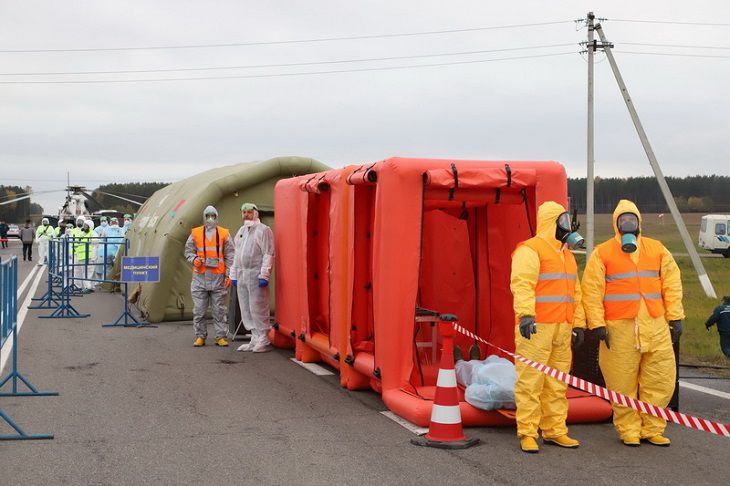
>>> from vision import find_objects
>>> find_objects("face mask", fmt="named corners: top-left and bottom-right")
top-left (101, 221), bottom-right (108, 227)
top-left (555, 212), bottom-right (584, 249)
top-left (243, 219), bottom-right (255, 227)
top-left (617, 212), bottom-right (640, 253)
top-left (204, 216), bottom-right (217, 228)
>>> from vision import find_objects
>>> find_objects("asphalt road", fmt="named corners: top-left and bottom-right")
top-left (1, 240), bottom-right (729, 485)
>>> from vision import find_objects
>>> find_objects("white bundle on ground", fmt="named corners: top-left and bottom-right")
top-left (454, 355), bottom-right (517, 410)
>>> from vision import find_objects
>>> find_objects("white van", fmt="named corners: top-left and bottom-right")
top-left (699, 214), bottom-right (730, 257)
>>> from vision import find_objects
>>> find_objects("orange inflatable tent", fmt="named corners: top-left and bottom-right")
top-left (273, 157), bottom-right (611, 426)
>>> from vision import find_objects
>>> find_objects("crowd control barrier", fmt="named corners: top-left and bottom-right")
top-left (0, 256), bottom-right (55, 440)
top-left (39, 235), bottom-right (152, 328)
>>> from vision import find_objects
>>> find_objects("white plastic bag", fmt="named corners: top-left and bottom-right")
top-left (455, 355), bottom-right (516, 410)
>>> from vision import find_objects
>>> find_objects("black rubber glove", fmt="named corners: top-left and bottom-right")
top-left (594, 326), bottom-right (610, 349)
top-left (519, 316), bottom-right (537, 340)
top-left (669, 320), bottom-right (683, 343)
top-left (572, 328), bottom-right (585, 348)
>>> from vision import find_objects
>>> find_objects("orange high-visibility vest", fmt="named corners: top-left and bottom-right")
top-left (597, 236), bottom-right (665, 319)
top-left (518, 236), bottom-right (577, 323)
top-left (191, 226), bottom-right (230, 275)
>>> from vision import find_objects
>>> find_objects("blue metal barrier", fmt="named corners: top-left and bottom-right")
top-left (38, 234), bottom-right (152, 328)
top-left (28, 237), bottom-right (63, 310)
top-left (0, 256), bottom-right (54, 440)
top-left (103, 241), bottom-right (155, 328)
top-left (37, 236), bottom-right (90, 319)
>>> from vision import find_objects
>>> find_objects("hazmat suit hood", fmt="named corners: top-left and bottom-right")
top-left (536, 201), bottom-right (567, 249)
top-left (612, 199), bottom-right (642, 241)
top-left (203, 205), bottom-right (218, 229)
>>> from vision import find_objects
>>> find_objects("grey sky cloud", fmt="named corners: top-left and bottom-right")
top-left (1, 1), bottom-right (729, 215)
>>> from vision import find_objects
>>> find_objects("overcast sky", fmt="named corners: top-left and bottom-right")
top-left (1, 1), bottom-right (729, 214)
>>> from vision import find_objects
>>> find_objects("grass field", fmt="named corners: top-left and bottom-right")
top-left (574, 212), bottom-right (729, 365)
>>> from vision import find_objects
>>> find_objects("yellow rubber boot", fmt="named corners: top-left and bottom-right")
top-left (193, 337), bottom-right (205, 347)
top-left (544, 435), bottom-right (580, 448)
top-left (215, 337), bottom-right (229, 347)
top-left (520, 436), bottom-right (539, 453)
top-left (622, 437), bottom-right (640, 447)
top-left (643, 435), bottom-right (671, 447)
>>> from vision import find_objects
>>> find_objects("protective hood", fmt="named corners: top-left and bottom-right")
top-left (612, 199), bottom-right (642, 239)
top-left (86, 220), bottom-right (95, 231)
top-left (203, 205), bottom-right (218, 219)
top-left (536, 201), bottom-right (567, 248)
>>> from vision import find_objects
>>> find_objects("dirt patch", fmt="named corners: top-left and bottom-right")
top-left (64, 362), bottom-right (100, 371)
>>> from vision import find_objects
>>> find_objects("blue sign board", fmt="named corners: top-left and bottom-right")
top-left (121, 256), bottom-right (160, 283)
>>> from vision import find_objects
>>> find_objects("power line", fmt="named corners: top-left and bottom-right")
top-left (609, 19), bottom-right (730, 27)
top-left (0, 21), bottom-right (573, 53)
top-left (0, 51), bottom-right (576, 85)
top-left (622, 42), bottom-right (730, 50)
top-left (0, 43), bottom-right (575, 76)
top-left (616, 50), bottom-right (730, 59)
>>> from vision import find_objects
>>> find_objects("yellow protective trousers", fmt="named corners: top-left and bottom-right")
top-left (514, 321), bottom-right (572, 439)
top-left (598, 303), bottom-right (676, 440)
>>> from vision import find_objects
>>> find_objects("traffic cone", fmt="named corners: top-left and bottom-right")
top-left (411, 316), bottom-right (480, 449)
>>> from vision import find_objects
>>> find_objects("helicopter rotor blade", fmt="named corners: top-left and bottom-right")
top-left (97, 191), bottom-right (146, 207)
top-left (0, 194), bottom-right (32, 206)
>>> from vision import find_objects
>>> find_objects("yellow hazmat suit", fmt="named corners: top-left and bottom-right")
top-left (510, 201), bottom-right (586, 442)
top-left (581, 200), bottom-right (683, 442)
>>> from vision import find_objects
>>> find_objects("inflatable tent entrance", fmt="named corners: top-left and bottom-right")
top-left (124, 156), bottom-right (330, 323)
top-left (273, 157), bottom-right (612, 427)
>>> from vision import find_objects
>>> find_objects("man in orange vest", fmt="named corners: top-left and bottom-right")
top-left (582, 199), bottom-right (683, 447)
top-left (510, 201), bottom-right (586, 453)
top-left (184, 205), bottom-right (235, 347)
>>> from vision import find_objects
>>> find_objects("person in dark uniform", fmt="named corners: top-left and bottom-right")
top-left (705, 296), bottom-right (730, 358)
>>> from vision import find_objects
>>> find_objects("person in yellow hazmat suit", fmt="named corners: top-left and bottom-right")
top-left (510, 201), bottom-right (586, 453)
top-left (582, 199), bottom-right (683, 447)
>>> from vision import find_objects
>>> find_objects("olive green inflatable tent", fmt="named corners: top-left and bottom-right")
top-left (125, 156), bottom-right (330, 323)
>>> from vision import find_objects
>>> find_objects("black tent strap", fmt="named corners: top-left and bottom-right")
top-left (448, 162), bottom-right (459, 201)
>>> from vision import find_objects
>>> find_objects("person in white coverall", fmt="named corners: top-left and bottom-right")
top-left (232, 203), bottom-right (274, 353)
top-left (35, 217), bottom-right (54, 265)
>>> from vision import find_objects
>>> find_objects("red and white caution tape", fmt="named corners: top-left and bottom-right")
top-left (453, 323), bottom-right (730, 438)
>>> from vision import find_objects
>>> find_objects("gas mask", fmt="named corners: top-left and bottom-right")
top-left (555, 212), bottom-right (584, 249)
top-left (617, 212), bottom-right (640, 253)
top-left (204, 215), bottom-right (217, 229)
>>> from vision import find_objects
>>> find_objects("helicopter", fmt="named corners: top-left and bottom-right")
top-left (0, 183), bottom-right (147, 228)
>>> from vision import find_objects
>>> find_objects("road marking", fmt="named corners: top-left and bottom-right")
top-left (0, 266), bottom-right (46, 373)
top-left (17, 264), bottom-right (40, 299)
top-left (381, 411), bottom-right (429, 435)
top-left (289, 358), bottom-right (334, 376)
top-left (679, 380), bottom-right (730, 400)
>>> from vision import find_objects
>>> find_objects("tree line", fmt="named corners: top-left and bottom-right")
top-left (90, 182), bottom-right (169, 214)
top-left (0, 185), bottom-right (42, 222)
top-left (568, 175), bottom-right (730, 213)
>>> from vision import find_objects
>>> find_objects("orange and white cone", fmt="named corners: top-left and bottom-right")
top-left (411, 316), bottom-right (480, 449)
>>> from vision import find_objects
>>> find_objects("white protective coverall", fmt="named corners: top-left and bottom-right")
top-left (36, 220), bottom-right (54, 265)
top-left (230, 218), bottom-right (274, 351)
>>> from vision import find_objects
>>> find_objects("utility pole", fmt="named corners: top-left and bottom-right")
top-left (594, 23), bottom-right (717, 299)
top-left (586, 12), bottom-right (596, 258)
